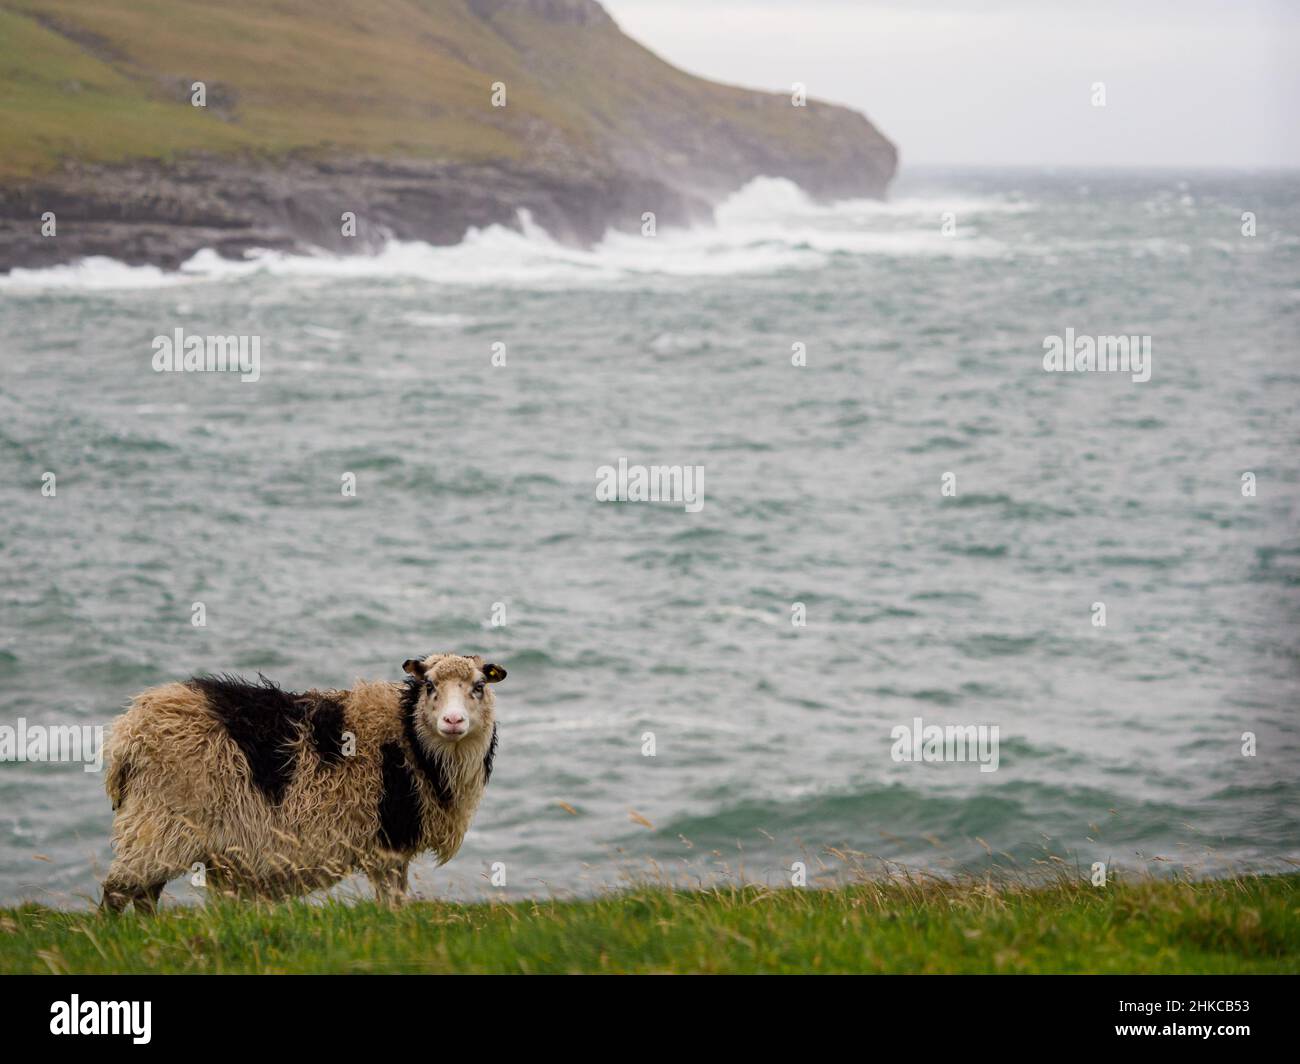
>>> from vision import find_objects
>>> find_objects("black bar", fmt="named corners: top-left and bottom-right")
top-left (1, 973), bottom-right (1287, 1050)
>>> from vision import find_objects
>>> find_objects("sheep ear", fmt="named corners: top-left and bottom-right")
top-left (482, 663), bottom-right (507, 683)
top-left (402, 658), bottom-right (427, 678)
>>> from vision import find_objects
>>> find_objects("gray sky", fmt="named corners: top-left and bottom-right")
top-left (603, 0), bottom-right (1300, 169)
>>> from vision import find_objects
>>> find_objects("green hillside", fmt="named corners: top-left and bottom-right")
top-left (0, 0), bottom-right (893, 191)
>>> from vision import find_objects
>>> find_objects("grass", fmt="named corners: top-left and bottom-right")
top-left (1, 0), bottom-right (877, 183)
top-left (0, 0), bottom-right (825, 181)
top-left (0, 0), bottom-right (542, 178)
top-left (2, 872), bottom-right (1297, 974)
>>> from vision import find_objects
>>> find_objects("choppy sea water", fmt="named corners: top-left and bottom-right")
top-left (1, 167), bottom-right (1298, 906)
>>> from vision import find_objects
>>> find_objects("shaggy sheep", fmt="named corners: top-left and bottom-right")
top-left (100, 652), bottom-right (505, 911)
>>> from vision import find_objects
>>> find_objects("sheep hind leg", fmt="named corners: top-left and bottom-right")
top-left (103, 799), bottom-right (199, 914)
top-left (99, 876), bottom-right (132, 915)
top-left (367, 860), bottom-right (410, 908)
top-left (100, 866), bottom-right (167, 915)
top-left (134, 880), bottom-right (166, 914)
top-left (101, 824), bottom-right (190, 914)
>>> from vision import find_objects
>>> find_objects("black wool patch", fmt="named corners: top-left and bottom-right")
top-left (377, 741), bottom-right (423, 853)
top-left (190, 674), bottom-right (304, 804)
top-left (483, 724), bottom-right (499, 785)
top-left (300, 692), bottom-right (348, 765)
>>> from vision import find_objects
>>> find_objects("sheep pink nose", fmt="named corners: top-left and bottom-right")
top-left (442, 713), bottom-right (465, 727)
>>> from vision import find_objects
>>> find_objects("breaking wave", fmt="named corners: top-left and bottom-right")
top-left (0, 177), bottom-right (1021, 292)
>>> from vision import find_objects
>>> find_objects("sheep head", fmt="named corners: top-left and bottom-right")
top-left (402, 654), bottom-right (505, 744)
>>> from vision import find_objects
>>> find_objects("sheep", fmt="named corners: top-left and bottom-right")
top-left (100, 652), bottom-right (505, 912)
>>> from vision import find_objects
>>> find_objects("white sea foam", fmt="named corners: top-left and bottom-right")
top-left (0, 177), bottom-right (1022, 293)
top-left (402, 311), bottom-right (476, 328)
top-left (0, 256), bottom-right (184, 291)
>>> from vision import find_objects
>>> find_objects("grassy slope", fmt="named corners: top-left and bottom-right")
top-left (0, 0), bottom-right (549, 177)
top-left (0, 6), bottom-right (251, 175)
top-left (3, 874), bottom-right (1297, 974)
top-left (0, 0), bottom-right (856, 182)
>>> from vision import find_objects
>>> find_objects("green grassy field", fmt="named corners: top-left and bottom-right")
top-left (2, 873), bottom-right (1296, 974)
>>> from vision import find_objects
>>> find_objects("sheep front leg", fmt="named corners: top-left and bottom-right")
top-left (368, 860), bottom-right (410, 907)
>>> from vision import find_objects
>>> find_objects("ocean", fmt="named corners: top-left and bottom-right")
top-left (1, 166), bottom-right (1297, 906)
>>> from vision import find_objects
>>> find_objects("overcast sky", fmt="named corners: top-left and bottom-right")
top-left (602, 0), bottom-right (1300, 169)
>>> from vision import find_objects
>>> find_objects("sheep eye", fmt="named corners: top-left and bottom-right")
top-left (472, 682), bottom-right (485, 696)
top-left (424, 681), bottom-right (435, 695)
